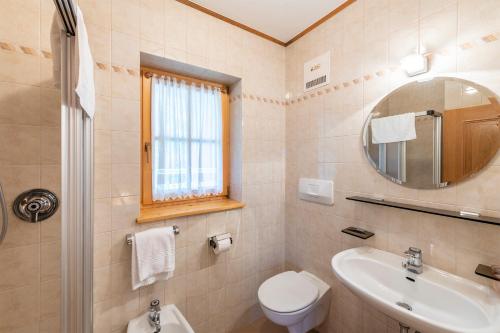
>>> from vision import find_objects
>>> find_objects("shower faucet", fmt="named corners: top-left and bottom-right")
top-left (148, 299), bottom-right (161, 333)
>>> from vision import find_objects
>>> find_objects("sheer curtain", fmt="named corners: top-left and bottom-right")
top-left (151, 75), bottom-right (223, 201)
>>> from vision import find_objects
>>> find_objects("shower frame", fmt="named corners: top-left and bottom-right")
top-left (55, 0), bottom-right (94, 332)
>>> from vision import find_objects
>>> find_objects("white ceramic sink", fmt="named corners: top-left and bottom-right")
top-left (331, 247), bottom-right (500, 333)
top-left (127, 304), bottom-right (194, 333)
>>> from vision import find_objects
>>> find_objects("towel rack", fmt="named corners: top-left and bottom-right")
top-left (126, 225), bottom-right (180, 245)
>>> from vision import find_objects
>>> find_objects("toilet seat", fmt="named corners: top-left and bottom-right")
top-left (258, 271), bottom-right (319, 313)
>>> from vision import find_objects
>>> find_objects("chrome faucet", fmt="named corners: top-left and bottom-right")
top-left (148, 299), bottom-right (161, 333)
top-left (402, 247), bottom-right (423, 274)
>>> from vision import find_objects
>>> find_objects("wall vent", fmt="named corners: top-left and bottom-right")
top-left (304, 51), bottom-right (330, 92)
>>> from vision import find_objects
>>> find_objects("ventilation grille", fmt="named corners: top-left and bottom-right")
top-left (305, 75), bottom-right (327, 89)
top-left (303, 51), bottom-right (330, 92)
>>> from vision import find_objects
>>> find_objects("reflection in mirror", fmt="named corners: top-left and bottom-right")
top-left (363, 77), bottom-right (500, 189)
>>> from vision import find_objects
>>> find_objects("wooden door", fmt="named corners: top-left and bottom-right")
top-left (442, 98), bottom-right (500, 183)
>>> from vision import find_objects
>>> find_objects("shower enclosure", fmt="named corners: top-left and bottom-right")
top-left (0, 1), bottom-right (93, 332)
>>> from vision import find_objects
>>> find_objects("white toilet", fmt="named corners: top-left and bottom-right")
top-left (257, 271), bottom-right (331, 333)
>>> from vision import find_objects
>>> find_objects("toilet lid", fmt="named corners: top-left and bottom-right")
top-left (258, 271), bottom-right (319, 313)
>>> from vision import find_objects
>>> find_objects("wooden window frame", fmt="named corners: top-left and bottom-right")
top-left (141, 67), bottom-right (230, 208)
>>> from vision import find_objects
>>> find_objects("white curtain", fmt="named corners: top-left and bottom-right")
top-left (151, 76), bottom-right (223, 201)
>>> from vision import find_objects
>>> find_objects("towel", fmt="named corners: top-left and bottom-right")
top-left (371, 113), bottom-right (417, 144)
top-left (131, 226), bottom-right (175, 290)
top-left (75, 7), bottom-right (95, 119)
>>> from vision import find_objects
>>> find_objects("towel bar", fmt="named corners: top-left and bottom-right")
top-left (126, 225), bottom-right (180, 245)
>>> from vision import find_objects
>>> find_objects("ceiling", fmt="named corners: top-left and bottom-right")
top-left (186, 0), bottom-right (349, 44)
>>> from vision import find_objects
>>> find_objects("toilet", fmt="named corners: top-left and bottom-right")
top-left (257, 271), bottom-right (331, 333)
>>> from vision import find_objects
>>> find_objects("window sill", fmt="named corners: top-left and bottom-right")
top-left (137, 198), bottom-right (245, 223)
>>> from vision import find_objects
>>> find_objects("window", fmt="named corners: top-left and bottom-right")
top-left (141, 68), bottom-right (229, 206)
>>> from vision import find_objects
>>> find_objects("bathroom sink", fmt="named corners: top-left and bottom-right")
top-left (127, 304), bottom-right (194, 333)
top-left (331, 247), bottom-right (500, 333)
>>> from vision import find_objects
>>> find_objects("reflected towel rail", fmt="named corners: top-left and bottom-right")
top-left (126, 225), bottom-right (180, 245)
top-left (415, 110), bottom-right (441, 117)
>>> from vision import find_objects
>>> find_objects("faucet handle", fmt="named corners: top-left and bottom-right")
top-left (150, 299), bottom-right (161, 312)
top-left (405, 247), bottom-right (422, 257)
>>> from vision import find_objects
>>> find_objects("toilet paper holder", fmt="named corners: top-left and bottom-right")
top-left (208, 233), bottom-right (233, 251)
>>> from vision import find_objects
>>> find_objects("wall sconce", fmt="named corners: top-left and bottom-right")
top-left (464, 86), bottom-right (478, 95)
top-left (400, 54), bottom-right (428, 77)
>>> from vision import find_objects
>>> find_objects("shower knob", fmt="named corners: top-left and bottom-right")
top-left (13, 189), bottom-right (59, 223)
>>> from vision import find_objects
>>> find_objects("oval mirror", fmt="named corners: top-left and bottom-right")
top-left (363, 77), bottom-right (500, 189)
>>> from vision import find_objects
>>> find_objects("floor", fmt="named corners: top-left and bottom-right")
top-left (231, 318), bottom-right (319, 333)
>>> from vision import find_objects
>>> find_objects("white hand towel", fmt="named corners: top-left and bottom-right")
top-left (371, 112), bottom-right (417, 144)
top-left (131, 226), bottom-right (175, 290)
top-left (75, 7), bottom-right (96, 119)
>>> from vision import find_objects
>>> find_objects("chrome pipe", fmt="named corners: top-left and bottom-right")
top-left (0, 182), bottom-right (8, 244)
top-left (399, 323), bottom-right (410, 333)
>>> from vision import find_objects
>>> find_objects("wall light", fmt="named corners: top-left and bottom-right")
top-left (400, 54), bottom-right (428, 77)
top-left (464, 86), bottom-right (478, 95)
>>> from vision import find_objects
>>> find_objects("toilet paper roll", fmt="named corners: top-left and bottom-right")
top-left (213, 237), bottom-right (231, 255)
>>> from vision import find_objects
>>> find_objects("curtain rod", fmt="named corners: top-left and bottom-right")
top-left (144, 71), bottom-right (228, 93)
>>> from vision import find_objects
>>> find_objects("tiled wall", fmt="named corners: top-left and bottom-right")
top-left (0, 1), bottom-right (61, 332)
top-left (84, 0), bottom-right (286, 332)
top-left (3, 1), bottom-right (500, 333)
top-left (285, 0), bottom-right (500, 332)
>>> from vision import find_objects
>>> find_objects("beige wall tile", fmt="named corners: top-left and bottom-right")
top-left (95, 232), bottom-right (112, 269)
top-left (40, 126), bottom-right (60, 165)
top-left (0, 1), bottom-right (61, 325)
top-left (140, 0), bottom-right (165, 43)
top-left (0, 82), bottom-right (40, 125)
top-left (0, 245), bottom-right (39, 292)
top-left (0, 52), bottom-right (41, 86)
top-left (39, 316), bottom-right (61, 333)
top-left (111, 195), bottom-right (140, 230)
top-left (0, 165), bottom-right (39, 205)
top-left (111, 98), bottom-right (140, 132)
top-left (40, 278), bottom-right (61, 320)
top-left (94, 266), bottom-right (112, 303)
top-left (111, 164), bottom-right (140, 197)
top-left (111, 131), bottom-right (140, 164)
top-left (41, 241), bottom-right (61, 282)
top-left (40, 88), bottom-right (60, 127)
top-left (80, 0), bottom-right (112, 31)
top-left (95, 197), bottom-right (112, 234)
top-left (95, 164), bottom-right (112, 199)
top-left (111, 291), bottom-right (140, 332)
top-left (95, 96), bottom-right (112, 131)
top-left (1, 211), bottom-right (40, 249)
top-left (95, 130), bottom-right (112, 165)
top-left (111, 71), bottom-right (140, 100)
top-left (112, 31), bottom-right (140, 69)
top-left (111, 0), bottom-right (140, 36)
top-left (0, 285), bottom-right (40, 332)
top-left (0, 125), bottom-right (40, 165)
top-left (0, 0), bottom-right (40, 47)
top-left (284, 1), bottom-right (500, 332)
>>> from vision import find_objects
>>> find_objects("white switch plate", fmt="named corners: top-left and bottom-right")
top-left (298, 178), bottom-right (334, 205)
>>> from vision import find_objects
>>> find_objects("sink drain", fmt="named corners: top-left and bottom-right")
top-left (396, 302), bottom-right (412, 311)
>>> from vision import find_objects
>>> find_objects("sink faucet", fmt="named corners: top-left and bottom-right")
top-left (402, 247), bottom-right (423, 274)
top-left (148, 299), bottom-right (161, 333)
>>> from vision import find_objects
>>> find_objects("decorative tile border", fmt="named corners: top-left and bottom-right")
top-left (284, 31), bottom-right (500, 106)
top-left (229, 93), bottom-right (287, 106)
top-left (1, 29), bottom-right (498, 106)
